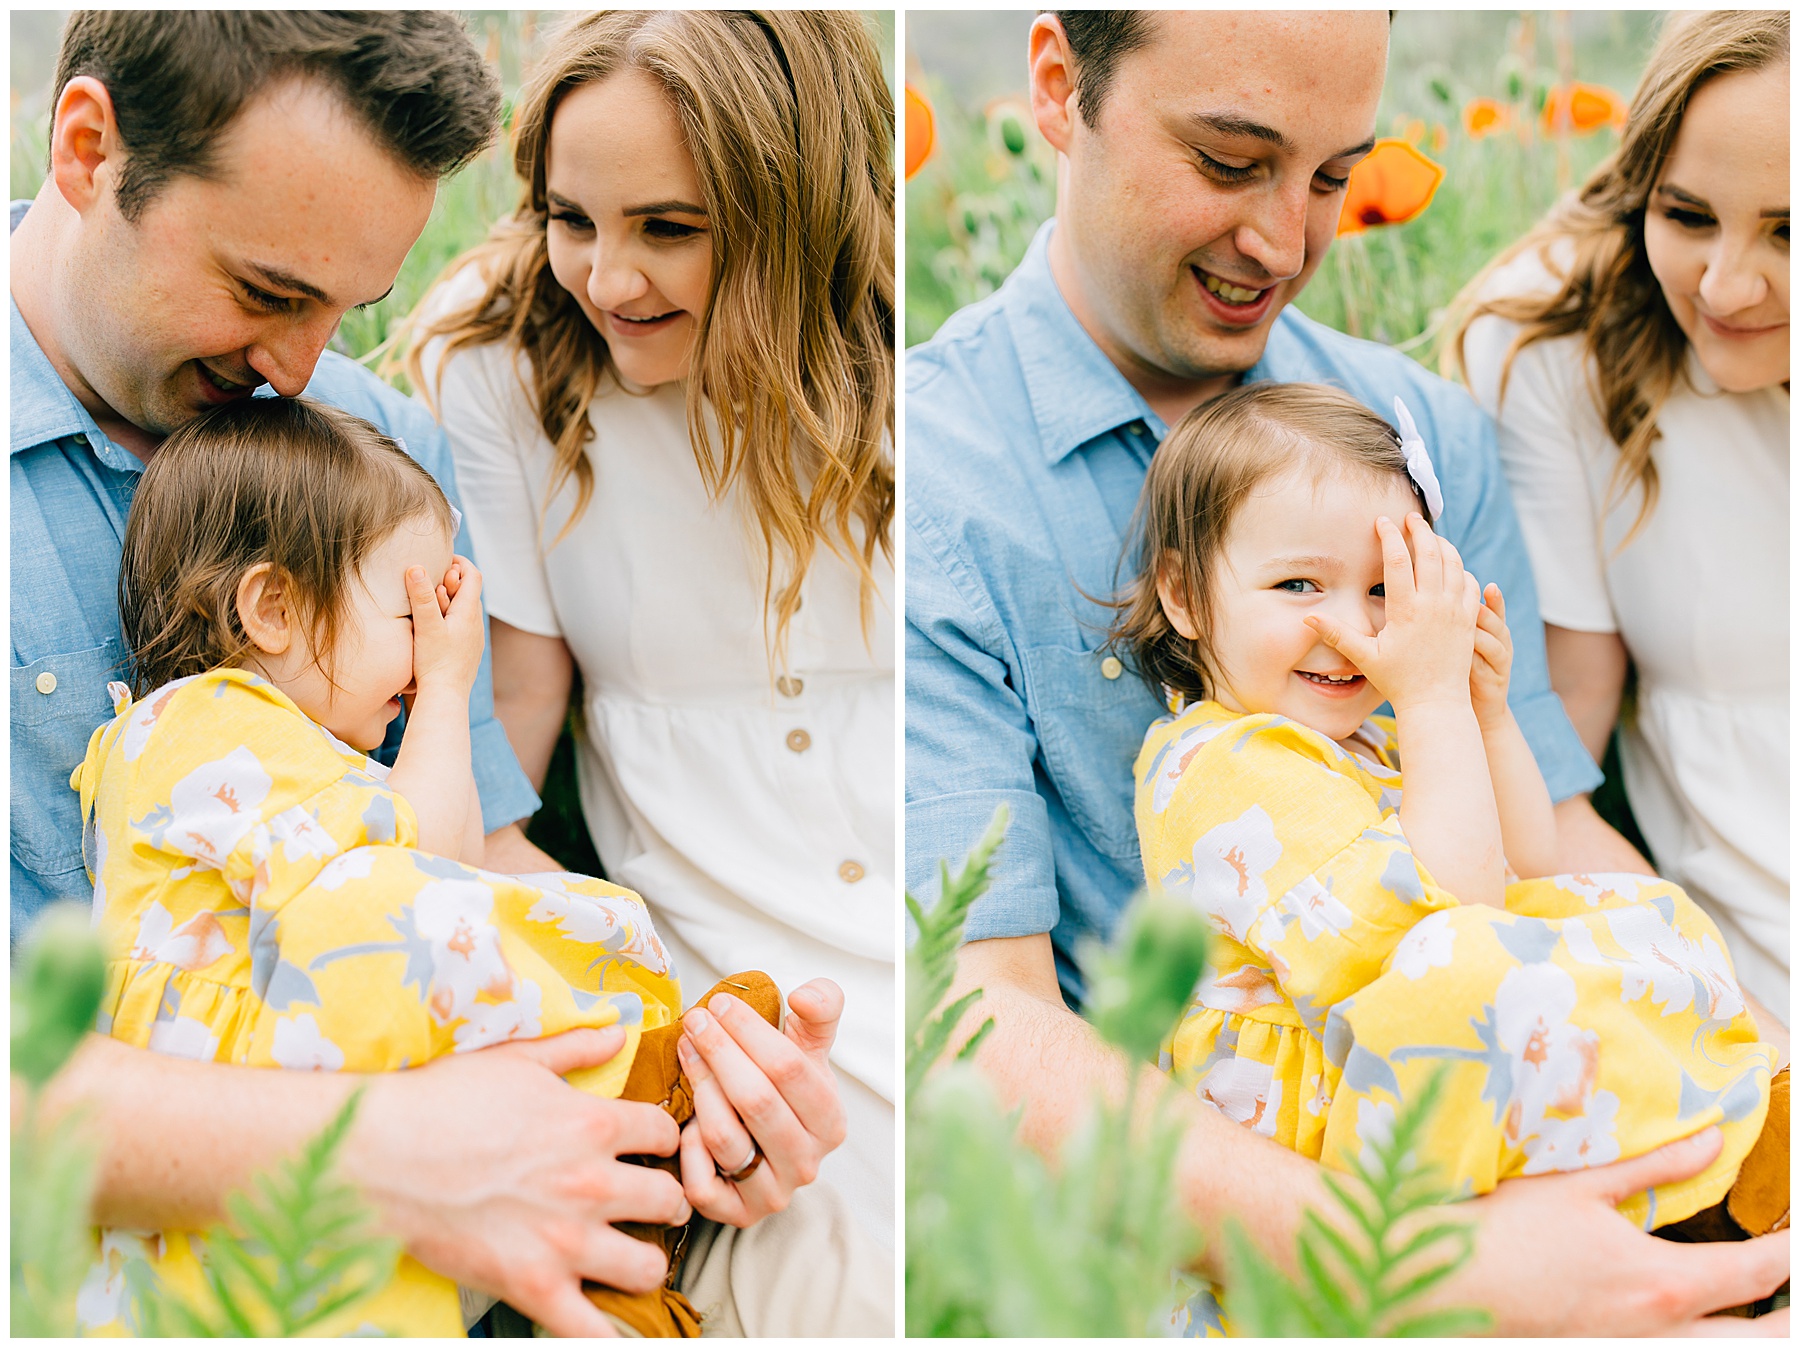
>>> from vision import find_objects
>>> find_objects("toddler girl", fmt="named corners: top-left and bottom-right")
top-left (1111, 382), bottom-right (1780, 1236)
top-left (72, 397), bottom-right (694, 1336)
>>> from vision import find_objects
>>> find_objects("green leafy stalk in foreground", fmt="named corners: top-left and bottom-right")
top-left (906, 816), bottom-right (1211, 1336)
top-left (904, 804), bottom-right (1007, 1100)
top-left (9, 906), bottom-right (399, 1337)
top-left (1222, 1066), bottom-right (1491, 1337)
top-left (11, 905), bottom-right (108, 1337)
top-left (129, 1090), bottom-right (400, 1337)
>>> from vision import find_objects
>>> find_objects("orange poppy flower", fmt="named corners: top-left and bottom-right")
top-left (1541, 82), bottom-right (1628, 135)
top-left (904, 85), bottom-right (936, 180)
top-left (1462, 97), bottom-right (1510, 138)
top-left (1337, 138), bottom-right (1444, 236)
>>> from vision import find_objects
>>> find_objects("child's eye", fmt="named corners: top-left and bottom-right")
top-left (1370, 583), bottom-right (1386, 599)
top-left (1275, 579), bottom-right (1319, 594)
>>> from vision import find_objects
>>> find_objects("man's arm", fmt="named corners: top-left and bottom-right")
top-left (949, 933), bottom-right (1791, 1332)
top-left (35, 1032), bottom-right (690, 1336)
top-left (480, 618), bottom-right (579, 873)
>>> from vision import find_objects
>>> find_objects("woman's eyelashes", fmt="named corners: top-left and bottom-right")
top-left (643, 217), bottom-right (705, 242)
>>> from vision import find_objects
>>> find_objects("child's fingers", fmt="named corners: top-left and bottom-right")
top-left (1374, 516), bottom-right (1417, 606)
top-left (445, 557), bottom-right (483, 612)
top-left (1305, 613), bottom-right (1373, 668)
top-left (1404, 513), bottom-right (1443, 592)
top-left (1484, 581), bottom-right (1506, 618)
top-left (1473, 624), bottom-right (1509, 670)
top-left (405, 565), bottom-right (444, 628)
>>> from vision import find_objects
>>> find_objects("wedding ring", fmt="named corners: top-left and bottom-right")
top-left (720, 1141), bottom-right (764, 1184)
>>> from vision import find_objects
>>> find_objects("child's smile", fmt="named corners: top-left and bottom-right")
top-left (1200, 463), bottom-right (1424, 744)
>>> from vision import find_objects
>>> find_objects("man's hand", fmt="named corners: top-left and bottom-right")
top-left (674, 978), bottom-right (848, 1226)
top-left (1453, 1127), bottom-right (1790, 1334)
top-left (347, 1027), bottom-right (692, 1337)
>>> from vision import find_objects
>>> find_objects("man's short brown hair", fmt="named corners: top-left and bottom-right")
top-left (53, 10), bottom-right (501, 221)
top-left (1050, 10), bottom-right (1154, 128)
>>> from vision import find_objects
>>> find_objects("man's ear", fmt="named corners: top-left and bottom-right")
top-left (49, 76), bottom-right (124, 216)
top-left (236, 564), bottom-right (295, 656)
top-left (1027, 13), bottom-right (1080, 155)
top-left (1155, 552), bottom-right (1202, 641)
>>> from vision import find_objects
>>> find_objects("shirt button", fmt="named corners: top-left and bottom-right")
top-left (1100, 656), bottom-right (1124, 681)
top-left (785, 729), bottom-right (812, 753)
top-left (838, 860), bottom-right (865, 884)
top-left (35, 672), bottom-right (58, 695)
top-left (776, 676), bottom-right (804, 698)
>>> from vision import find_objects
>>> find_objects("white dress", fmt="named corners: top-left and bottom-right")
top-left (418, 271), bottom-right (895, 1239)
top-left (1463, 246), bottom-right (1789, 1020)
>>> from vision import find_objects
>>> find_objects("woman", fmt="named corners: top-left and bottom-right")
top-left (407, 10), bottom-right (895, 1249)
top-left (1452, 12), bottom-right (1788, 1028)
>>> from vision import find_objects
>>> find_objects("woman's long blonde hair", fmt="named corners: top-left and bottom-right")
top-left (406, 11), bottom-right (894, 667)
top-left (1445, 10), bottom-right (1788, 547)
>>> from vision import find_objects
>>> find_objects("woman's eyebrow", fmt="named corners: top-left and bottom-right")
top-left (1655, 183), bottom-right (1711, 209)
top-left (622, 200), bottom-right (708, 218)
top-left (1762, 207), bottom-right (1790, 220)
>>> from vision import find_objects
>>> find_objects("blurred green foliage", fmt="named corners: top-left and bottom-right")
top-left (905, 814), bottom-right (1207, 1335)
top-left (906, 820), bottom-right (1490, 1337)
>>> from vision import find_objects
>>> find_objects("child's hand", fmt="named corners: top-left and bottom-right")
top-left (407, 556), bottom-right (485, 699)
top-left (1306, 513), bottom-right (1481, 713)
top-left (1471, 583), bottom-right (1515, 731)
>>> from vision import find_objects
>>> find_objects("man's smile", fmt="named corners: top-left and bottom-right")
top-left (1192, 265), bottom-right (1278, 326)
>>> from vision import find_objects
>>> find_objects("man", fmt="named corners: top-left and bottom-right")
top-left (906, 11), bottom-right (1788, 1332)
top-left (13, 13), bottom-right (878, 1335)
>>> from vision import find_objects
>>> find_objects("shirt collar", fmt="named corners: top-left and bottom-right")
top-left (10, 201), bottom-right (148, 473)
top-left (1001, 221), bottom-right (1166, 464)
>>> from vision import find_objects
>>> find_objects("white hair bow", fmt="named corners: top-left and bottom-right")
top-left (1391, 396), bottom-right (1443, 523)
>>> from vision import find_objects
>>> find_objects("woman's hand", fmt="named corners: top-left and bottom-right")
top-left (407, 556), bottom-right (485, 700)
top-left (674, 979), bottom-right (848, 1226)
top-left (1470, 582), bottom-right (1515, 731)
top-left (1307, 513), bottom-right (1481, 714)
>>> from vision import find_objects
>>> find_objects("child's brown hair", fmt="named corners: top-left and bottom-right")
top-left (119, 396), bottom-right (455, 695)
top-left (1107, 382), bottom-right (1430, 707)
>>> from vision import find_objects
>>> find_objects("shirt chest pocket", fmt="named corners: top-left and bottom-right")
top-left (1021, 643), bottom-right (1161, 866)
top-left (11, 639), bottom-right (126, 878)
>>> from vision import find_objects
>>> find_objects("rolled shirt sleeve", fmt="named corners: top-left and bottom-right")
top-left (904, 509), bottom-right (1061, 940)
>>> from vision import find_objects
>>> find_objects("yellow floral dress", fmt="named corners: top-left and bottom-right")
top-left (1137, 702), bottom-right (1772, 1237)
top-left (69, 668), bottom-right (684, 1337)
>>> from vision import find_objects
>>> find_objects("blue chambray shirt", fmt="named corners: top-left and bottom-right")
top-left (10, 200), bottom-right (540, 941)
top-left (906, 222), bottom-right (1600, 1002)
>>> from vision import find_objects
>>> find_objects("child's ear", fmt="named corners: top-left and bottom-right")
top-left (1155, 552), bottom-right (1202, 641)
top-left (236, 564), bottom-right (295, 656)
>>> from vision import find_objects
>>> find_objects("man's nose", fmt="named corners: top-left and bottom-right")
top-left (1235, 180), bottom-right (1310, 284)
top-left (247, 311), bottom-right (341, 398)
top-left (1697, 232), bottom-right (1772, 318)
